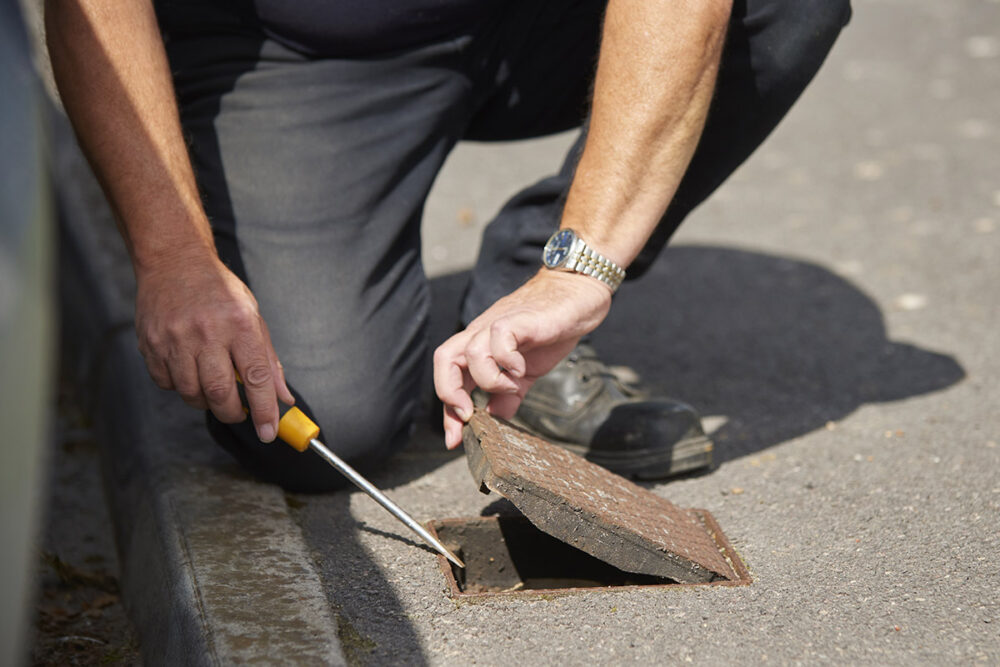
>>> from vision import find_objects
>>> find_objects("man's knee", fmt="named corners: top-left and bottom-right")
top-left (306, 381), bottom-right (417, 466)
top-left (748, 0), bottom-right (852, 96)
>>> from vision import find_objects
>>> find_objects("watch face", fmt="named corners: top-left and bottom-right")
top-left (543, 229), bottom-right (575, 268)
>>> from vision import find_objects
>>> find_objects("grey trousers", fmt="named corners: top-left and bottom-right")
top-left (159, 0), bottom-right (851, 491)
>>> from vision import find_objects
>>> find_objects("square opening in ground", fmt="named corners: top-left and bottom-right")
top-left (428, 512), bottom-right (750, 599)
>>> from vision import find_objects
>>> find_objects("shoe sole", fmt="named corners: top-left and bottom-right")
top-left (510, 418), bottom-right (713, 481)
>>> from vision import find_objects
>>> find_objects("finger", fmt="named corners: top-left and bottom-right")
top-left (439, 359), bottom-right (475, 425)
top-left (196, 348), bottom-right (244, 423)
top-left (465, 328), bottom-right (519, 395)
top-left (487, 384), bottom-right (532, 420)
top-left (489, 322), bottom-right (525, 379)
top-left (433, 338), bottom-right (474, 423)
top-left (443, 404), bottom-right (466, 450)
top-left (497, 309), bottom-right (564, 352)
top-left (168, 353), bottom-right (208, 410)
top-left (142, 353), bottom-right (174, 391)
top-left (445, 370), bottom-right (478, 449)
top-left (232, 332), bottom-right (278, 442)
top-left (260, 320), bottom-right (295, 406)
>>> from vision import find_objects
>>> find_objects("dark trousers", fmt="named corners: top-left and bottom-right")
top-left (159, 0), bottom-right (851, 491)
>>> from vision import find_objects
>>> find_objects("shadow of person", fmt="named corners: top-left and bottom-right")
top-left (389, 243), bottom-right (963, 482)
top-left (287, 490), bottom-right (430, 666)
top-left (587, 244), bottom-right (966, 465)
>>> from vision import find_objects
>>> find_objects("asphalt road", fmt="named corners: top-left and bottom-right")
top-left (301, 0), bottom-right (999, 662)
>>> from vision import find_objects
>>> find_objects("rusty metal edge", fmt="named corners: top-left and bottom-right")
top-left (497, 471), bottom-right (727, 583)
top-left (689, 509), bottom-right (753, 587)
top-left (426, 511), bottom-right (751, 600)
top-left (427, 518), bottom-right (467, 599)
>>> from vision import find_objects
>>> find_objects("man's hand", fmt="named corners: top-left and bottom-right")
top-left (434, 271), bottom-right (612, 449)
top-left (135, 252), bottom-right (294, 442)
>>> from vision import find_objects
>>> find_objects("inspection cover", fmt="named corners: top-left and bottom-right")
top-left (463, 409), bottom-right (737, 584)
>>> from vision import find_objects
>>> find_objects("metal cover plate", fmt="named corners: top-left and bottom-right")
top-left (463, 410), bottom-right (737, 583)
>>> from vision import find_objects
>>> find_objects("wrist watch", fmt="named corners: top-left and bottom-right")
top-left (542, 228), bottom-right (626, 293)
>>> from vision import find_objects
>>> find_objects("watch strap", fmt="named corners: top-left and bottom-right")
top-left (567, 238), bottom-right (626, 292)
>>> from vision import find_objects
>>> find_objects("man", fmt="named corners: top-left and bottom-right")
top-left (46, 0), bottom-right (850, 491)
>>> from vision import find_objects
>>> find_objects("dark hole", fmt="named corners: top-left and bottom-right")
top-left (431, 515), bottom-right (675, 594)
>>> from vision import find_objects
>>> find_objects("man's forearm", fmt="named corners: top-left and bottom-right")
top-left (45, 0), bottom-right (215, 271)
top-left (46, 0), bottom-right (294, 440)
top-left (562, 0), bottom-right (732, 268)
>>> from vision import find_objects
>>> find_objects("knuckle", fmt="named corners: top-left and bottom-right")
top-left (139, 328), bottom-right (164, 353)
top-left (144, 362), bottom-right (169, 383)
top-left (189, 315), bottom-right (214, 340)
top-left (171, 373), bottom-right (200, 399)
top-left (466, 338), bottom-right (489, 360)
top-left (242, 363), bottom-right (272, 388)
top-left (433, 346), bottom-right (451, 365)
top-left (163, 317), bottom-right (188, 341)
top-left (202, 381), bottom-right (232, 404)
top-left (150, 373), bottom-right (172, 390)
top-left (177, 386), bottom-right (202, 403)
top-left (228, 303), bottom-right (258, 330)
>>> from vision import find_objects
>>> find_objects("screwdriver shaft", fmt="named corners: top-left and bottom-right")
top-left (308, 439), bottom-right (465, 569)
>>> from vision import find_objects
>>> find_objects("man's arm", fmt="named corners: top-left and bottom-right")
top-left (434, 0), bottom-right (732, 448)
top-left (45, 0), bottom-right (293, 441)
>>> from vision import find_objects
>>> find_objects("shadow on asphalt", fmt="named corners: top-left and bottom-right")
top-left (595, 244), bottom-right (965, 465)
top-left (289, 491), bottom-right (430, 666)
top-left (396, 243), bottom-right (965, 481)
top-left (279, 243), bottom-right (967, 664)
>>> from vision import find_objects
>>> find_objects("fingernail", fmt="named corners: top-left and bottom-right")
top-left (258, 423), bottom-right (276, 443)
top-left (455, 407), bottom-right (471, 422)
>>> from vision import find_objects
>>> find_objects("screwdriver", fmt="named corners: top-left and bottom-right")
top-left (236, 380), bottom-right (465, 569)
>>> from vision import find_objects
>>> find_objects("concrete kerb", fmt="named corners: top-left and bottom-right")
top-left (52, 113), bottom-right (347, 665)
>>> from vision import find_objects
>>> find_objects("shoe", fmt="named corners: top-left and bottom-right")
top-left (512, 343), bottom-right (712, 480)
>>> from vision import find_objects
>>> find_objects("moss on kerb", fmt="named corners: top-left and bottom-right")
top-left (336, 613), bottom-right (377, 666)
top-left (173, 469), bottom-right (345, 661)
top-left (285, 493), bottom-right (308, 511)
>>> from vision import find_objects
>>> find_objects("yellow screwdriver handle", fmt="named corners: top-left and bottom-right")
top-left (275, 406), bottom-right (319, 452)
top-left (234, 375), bottom-right (319, 452)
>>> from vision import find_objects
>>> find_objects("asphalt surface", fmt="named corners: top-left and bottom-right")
top-left (316, 0), bottom-right (1000, 662)
top-left (53, 0), bottom-right (999, 664)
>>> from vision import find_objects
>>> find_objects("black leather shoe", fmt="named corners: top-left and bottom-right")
top-left (513, 344), bottom-right (712, 480)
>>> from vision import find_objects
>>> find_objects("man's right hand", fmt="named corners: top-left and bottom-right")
top-left (134, 252), bottom-right (294, 442)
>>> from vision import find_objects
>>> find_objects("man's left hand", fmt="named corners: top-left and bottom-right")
top-left (434, 270), bottom-right (612, 449)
